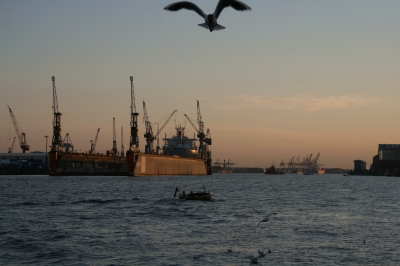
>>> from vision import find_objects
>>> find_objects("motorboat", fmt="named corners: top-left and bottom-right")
top-left (174, 186), bottom-right (212, 201)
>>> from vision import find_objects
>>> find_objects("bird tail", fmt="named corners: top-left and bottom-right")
top-left (198, 23), bottom-right (225, 31)
top-left (214, 24), bottom-right (225, 31)
top-left (198, 23), bottom-right (209, 29)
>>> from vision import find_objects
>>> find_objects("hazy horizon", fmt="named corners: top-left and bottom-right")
top-left (1, 0), bottom-right (399, 169)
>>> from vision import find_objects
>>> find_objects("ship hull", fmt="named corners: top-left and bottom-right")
top-left (49, 151), bottom-right (208, 176)
top-left (318, 168), bottom-right (326, 174)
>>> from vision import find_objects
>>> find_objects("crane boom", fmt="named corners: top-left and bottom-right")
top-left (7, 105), bottom-right (30, 153)
top-left (8, 137), bottom-right (16, 153)
top-left (154, 110), bottom-right (177, 139)
top-left (183, 114), bottom-right (198, 132)
top-left (90, 128), bottom-right (100, 154)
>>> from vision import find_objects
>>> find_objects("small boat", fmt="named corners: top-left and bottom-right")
top-left (174, 186), bottom-right (212, 201)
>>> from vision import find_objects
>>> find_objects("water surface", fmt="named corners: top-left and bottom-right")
top-left (1, 174), bottom-right (399, 265)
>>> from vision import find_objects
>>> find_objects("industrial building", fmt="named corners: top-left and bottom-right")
top-left (370, 144), bottom-right (400, 176)
top-left (353, 160), bottom-right (367, 175)
top-left (0, 152), bottom-right (48, 174)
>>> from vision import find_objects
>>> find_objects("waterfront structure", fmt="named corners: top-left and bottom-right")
top-left (353, 160), bottom-right (367, 175)
top-left (370, 144), bottom-right (400, 176)
top-left (0, 152), bottom-right (47, 167)
top-left (48, 76), bottom-right (212, 176)
top-left (0, 152), bottom-right (48, 175)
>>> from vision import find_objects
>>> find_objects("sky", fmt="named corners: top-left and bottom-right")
top-left (1, 0), bottom-right (399, 169)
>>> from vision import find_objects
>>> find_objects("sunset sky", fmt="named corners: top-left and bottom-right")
top-left (1, 0), bottom-right (399, 169)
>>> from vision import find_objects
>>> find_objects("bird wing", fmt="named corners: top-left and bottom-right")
top-left (254, 212), bottom-right (277, 232)
top-left (254, 220), bottom-right (262, 233)
top-left (214, 0), bottom-right (251, 19)
top-left (164, 1), bottom-right (206, 19)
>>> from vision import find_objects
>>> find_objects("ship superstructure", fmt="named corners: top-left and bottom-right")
top-left (162, 125), bottom-right (198, 157)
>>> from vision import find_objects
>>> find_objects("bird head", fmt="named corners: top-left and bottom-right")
top-left (207, 14), bottom-right (214, 21)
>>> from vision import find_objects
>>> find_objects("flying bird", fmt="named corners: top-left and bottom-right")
top-left (254, 212), bottom-right (278, 233)
top-left (164, 0), bottom-right (251, 32)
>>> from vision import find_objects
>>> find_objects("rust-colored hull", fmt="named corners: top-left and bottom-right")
top-left (49, 151), bottom-right (209, 176)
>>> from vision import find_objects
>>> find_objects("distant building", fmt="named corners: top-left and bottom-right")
top-left (353, 160), bottom-right (367, 175)
top-left (0, 152), bottom-right (47, 167)
top-left (371, 144), bottom-right (400, 176)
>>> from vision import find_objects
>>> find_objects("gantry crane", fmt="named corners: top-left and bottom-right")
top-left (7, 105), bottom-right (30, 153)
top-left (128, 76), bottom-right (139, 153)
top-left (51, 76), bottom-right (63, 152)
top-left (90, 128), bottom-right (100, 155)
top-left (8, 137), bottom-right (16, 153)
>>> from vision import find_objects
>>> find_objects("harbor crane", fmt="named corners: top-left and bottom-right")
top-left (128, 76), bottom-right (139, 153)
top-left (142, 101), bottom-right (154, 154)
top-left (51, 76), bottom-right (63, 152)
top-left (143, 101), bottom-right (176, 154)
top-left (63, 133), bottom-right (74, 153)
top-left (196, 100), bottom-right (207, 159)
top-left (183, 102), bottom-right (211, 160)
top-left (90, 128), bottom-right (100, 155)
top-left (121, 126), bottom-right (124, 157)
top-left (8, 137), bottom-right (16, 153)
top-left (111, 117), bottom-right (118, 156)
top-left (7, 105), bottom-right (30, 153)
top-left (155, 123), bottom-right (160, 154)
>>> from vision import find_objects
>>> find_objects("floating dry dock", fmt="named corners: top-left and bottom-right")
top-left (48, 76), bottom-right (212, 176)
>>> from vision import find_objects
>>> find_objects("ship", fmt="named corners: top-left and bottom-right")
top-left (317, 167), bottom-right (325, 174)
top-left (48, 76), bottom-right (212, 176)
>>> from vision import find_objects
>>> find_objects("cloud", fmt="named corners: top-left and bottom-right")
top-left (211, 94), bottom-right (394, 111)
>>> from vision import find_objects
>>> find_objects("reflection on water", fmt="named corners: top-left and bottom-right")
top-left (1, 174), bottom-right (399, 265)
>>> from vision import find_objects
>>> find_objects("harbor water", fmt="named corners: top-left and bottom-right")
top-left (1, 174), bottom-right (399, 265)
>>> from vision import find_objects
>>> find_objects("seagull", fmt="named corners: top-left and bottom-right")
top-left (258, 250), bottom-right (266, 258)
top-left (254, 212), bottom-right (278, 233)
top-left (164, 0), bottom-right (251, 32)
top-left (248, 256), bottom-right (259, 264)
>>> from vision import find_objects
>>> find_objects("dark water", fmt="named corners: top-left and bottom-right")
top-left (1, 174), bottom-right (399, 265)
